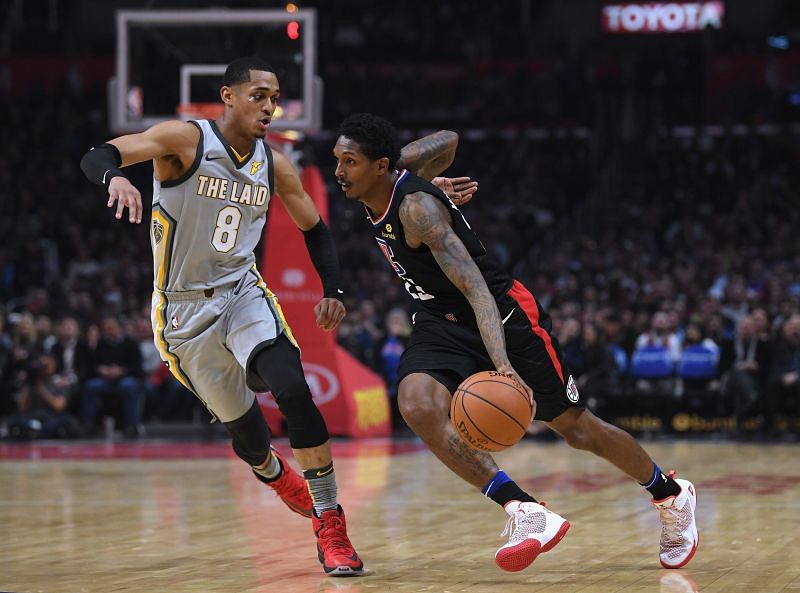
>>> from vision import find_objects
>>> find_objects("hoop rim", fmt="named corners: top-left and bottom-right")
top-left (175, 103), bottom-right (304, 144)
top-left (176, 102), bottom-right (224, 120)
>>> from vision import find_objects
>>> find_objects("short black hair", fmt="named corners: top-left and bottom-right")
top-left (338, 113), bottom-right (401, 168)
top-left (222, 56), bottom-right (276, 87)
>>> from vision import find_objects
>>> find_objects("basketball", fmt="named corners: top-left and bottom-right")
top-left (450, 371), bottom-right (534, 452)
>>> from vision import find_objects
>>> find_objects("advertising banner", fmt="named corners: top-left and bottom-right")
top-left (602, 2), bottom-right (724, 34)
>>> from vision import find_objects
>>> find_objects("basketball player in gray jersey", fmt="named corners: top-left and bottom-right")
top-left (81, 56), bottom-right (368, 575)
top-left (81, 56), bottom-right (475, 576)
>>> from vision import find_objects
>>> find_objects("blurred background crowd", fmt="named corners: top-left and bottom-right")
top-left (1, 0), bottom-right (799, 440)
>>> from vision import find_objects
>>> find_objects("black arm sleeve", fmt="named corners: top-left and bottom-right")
top-left (302, 218), bottom-right (344, 300)
top-left (80, 143), bottom-right (126, 187)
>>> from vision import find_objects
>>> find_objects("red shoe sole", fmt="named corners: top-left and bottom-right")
top-left (495, 520), bottom-right (571, 572)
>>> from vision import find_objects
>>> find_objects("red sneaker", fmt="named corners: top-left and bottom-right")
top-left (313, 505), bottom-right (364, 576)
top-left (258, 447), bottom-right (312, 518)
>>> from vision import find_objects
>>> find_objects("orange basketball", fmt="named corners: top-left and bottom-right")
top-left (450, 371), bottom-right (534, 452)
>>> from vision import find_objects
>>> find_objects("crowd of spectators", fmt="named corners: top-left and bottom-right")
top-left (2, 99), bottom-right (799, 439)
top-left (2, 2), bottom-right (799, 439)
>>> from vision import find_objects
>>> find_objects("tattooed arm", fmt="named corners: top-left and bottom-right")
top-left (397, 130), bottom-right (478, 205)
top-left (397, 130), bottom-right (458, 180)
top-left (399, 192), bottom-right (533, 401)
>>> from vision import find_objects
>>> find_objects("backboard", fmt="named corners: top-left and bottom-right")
top-left (110, 9), bottom-right (318, 134)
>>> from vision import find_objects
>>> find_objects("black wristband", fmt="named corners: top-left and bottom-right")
top-left (80, 143), bottom-right (127, 188)
top-left (302, 218), bottom-right (344, 300)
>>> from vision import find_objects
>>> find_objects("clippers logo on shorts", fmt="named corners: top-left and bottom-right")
top-left (566, 374), bottom-right (580, 403)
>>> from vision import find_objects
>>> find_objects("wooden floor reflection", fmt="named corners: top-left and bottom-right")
top-left (1, 439), bottom-right (799, 593)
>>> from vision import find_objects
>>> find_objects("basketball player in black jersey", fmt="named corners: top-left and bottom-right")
top-left (332, 113), bottom-right (699, 572)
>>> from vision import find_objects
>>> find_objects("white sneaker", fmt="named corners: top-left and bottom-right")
top-left (653, 476), bottom-right (699, 568)
top-left (494, 501), bottom-right (570, 572)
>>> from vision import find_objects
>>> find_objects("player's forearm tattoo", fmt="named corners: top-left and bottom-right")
top-left (399, 193), bottom-right (510, 369)
top-left (397, 131), bottom-right (458, 180)
top-left (446, 432), bottom-right (499, 481)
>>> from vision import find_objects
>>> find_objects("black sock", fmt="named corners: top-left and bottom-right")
top-left (489, 481), bottom-right (537, 507)
top-left (641, 463), bottom-right (681, 500)
top-left (482, 470), bottom-right (537, 507)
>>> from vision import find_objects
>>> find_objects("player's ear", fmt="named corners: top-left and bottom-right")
top-left (220, 85), bottom-right (234, 107)
top-left (377, 156), bottom-right (390, 176)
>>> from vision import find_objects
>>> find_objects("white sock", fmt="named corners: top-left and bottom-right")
top-left (252, 450), bottom-right (281, 480)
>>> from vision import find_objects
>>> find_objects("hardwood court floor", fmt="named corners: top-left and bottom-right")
top-left (1, 438), bottom-right (799, 593)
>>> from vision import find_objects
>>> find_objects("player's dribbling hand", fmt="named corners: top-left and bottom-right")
top-left (107, 176), bottom-right (143, 224)
top-left (314, 298), bottom-right (346, 331)
top-left (496, 363), bottom-right (536, 407)
top-left (431, 176), bottom-right (479, 206)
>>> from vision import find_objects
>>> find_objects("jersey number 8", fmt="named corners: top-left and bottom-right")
top-left (212, 205), bottom-right (242, 253)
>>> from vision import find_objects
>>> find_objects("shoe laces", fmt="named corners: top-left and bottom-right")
top-left (500, 503), bottom-right (547, 542)
top-left (658, 502), bottom-right (691, 548)
top-left (318, 514), bottom-right (352, 552)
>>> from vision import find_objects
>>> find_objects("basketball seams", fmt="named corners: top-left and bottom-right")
top-left (462, 379), bottom-right (532, 413)
top-left (458, 388), bottom-right (530, 433)
top-left (451, 371), bottom-right (533, 452)
top-left (456, 388), bottom-right (509, 448)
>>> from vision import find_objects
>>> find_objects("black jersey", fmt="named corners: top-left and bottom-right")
top-left (368, 170), bottom-right (513, 326)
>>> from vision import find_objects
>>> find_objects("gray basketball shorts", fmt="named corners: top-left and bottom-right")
top-left (151, 268), bottom-right (299, 422)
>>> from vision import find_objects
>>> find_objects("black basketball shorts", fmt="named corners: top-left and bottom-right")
top-left (397, 280), bottom-right (585, 422)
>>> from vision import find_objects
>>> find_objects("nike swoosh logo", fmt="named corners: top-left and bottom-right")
top-left (501, 308), bottom-right (516, 324)
top-left (315, 467), bottom-right (334, 477)
top-left (102, 169), bottom-right (110, 185)
top-left (205, 155), bottom-right (225, 161)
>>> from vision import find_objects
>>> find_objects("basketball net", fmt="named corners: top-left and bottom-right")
top-left (176, 102), bottom-right (303, 148)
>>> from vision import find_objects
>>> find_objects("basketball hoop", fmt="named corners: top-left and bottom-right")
top-left (177, 102), bottom-right (224, 121)
top-left (177, 102), bottom-right (303, 154)
top-left (267, 129), bottom-right (303, 145)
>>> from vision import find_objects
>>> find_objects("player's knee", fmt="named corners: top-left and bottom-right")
top-left (560, 424), bottom-right (593, 450)
top-left (559, 414), bottom-right (608, 451)
top-left (397, 383), bottom-right (448, 430)
top-left (271, 370), bottom-right (316, 418)
top-left (224, 400), bottom-right (272, 466)
top-left (272, 378), bottom-right (330, 448)
top-left (251, 336), bottom-right (316, 419)
top-left (250, 339), bottom-right (328, 449)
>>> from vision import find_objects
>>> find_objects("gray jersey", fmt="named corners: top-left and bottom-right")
top-left (150, 119), bottom-right (274, 292)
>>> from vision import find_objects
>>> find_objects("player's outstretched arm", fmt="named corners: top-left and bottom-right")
top-left (80, 120), bottom-right (198, 224)
top-left (398, 192), bottom-right (533, 401)
top-left (397, 130), bottom-right (458, 180)
top-left (398, 131), bottom-right (477, 205)
top-left (271, 149), bottom-right (346, 331)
